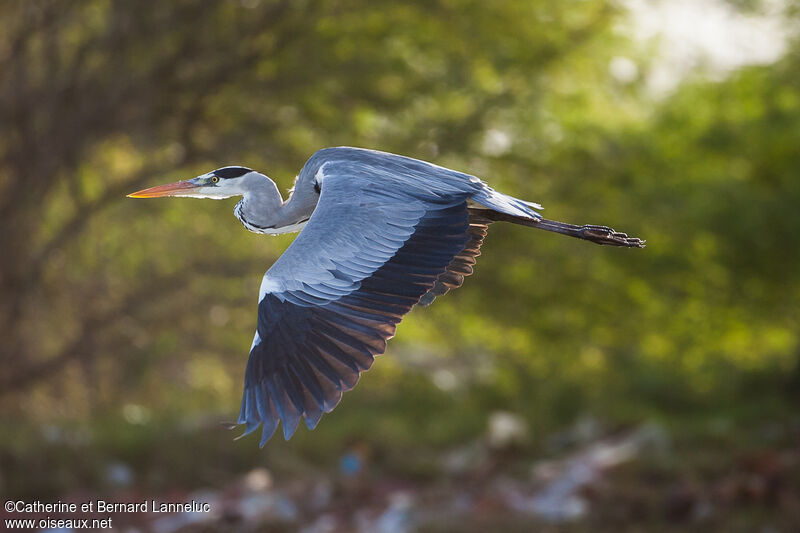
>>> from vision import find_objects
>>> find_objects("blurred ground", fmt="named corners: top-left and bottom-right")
top-left (3, 414), bottom-right (798, 532)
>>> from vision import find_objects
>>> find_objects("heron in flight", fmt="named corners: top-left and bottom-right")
top-left (129, 147), bottom-right (643, 445)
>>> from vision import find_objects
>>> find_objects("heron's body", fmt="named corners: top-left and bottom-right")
top-left (129, 147), bottom-right (643, 445)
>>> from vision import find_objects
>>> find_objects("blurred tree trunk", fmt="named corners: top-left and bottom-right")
top-left (0, 0), bottom-right (298, 393)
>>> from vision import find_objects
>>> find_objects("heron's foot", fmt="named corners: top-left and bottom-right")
top-left (579, 225), bottom-right (646, 248)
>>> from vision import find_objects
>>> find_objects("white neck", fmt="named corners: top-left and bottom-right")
top-left (233, 173), bottom-right (315, 234)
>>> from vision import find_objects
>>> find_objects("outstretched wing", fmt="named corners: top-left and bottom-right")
top-left (238, 153), bottom-right (485, 444)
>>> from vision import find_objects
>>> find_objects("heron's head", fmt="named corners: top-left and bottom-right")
top-left (128, 166), bottom-right (262, 199)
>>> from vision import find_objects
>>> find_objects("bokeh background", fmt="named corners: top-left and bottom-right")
top-left (1, 0), bottom-right (799, 531)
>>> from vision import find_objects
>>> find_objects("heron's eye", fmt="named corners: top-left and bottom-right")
top-left (210, 176), bottom-right (220, 184)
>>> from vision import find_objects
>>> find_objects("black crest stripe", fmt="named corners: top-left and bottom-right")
top-left (214, 166), bottom-right (252, 179)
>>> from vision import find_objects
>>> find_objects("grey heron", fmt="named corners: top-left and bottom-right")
top-left (129, 147), bottom-right (643, 445)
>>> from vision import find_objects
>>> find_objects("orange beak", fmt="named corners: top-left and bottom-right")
top-left (127, 180), bottom-right (199, 198)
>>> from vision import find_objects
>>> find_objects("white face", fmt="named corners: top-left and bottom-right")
top-left (128, 167), bottom-right (256, 199)
top-left (180, 171), bottom-right (249, 199)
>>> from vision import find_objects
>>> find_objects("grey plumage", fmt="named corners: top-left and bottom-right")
top-left (128, 146), bottom-right (644, 446)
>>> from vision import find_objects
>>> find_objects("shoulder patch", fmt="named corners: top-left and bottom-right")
top-left (314, 162), bottom-right (328, 194)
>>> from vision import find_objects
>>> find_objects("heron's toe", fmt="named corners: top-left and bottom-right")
top-left (580, 225), bottom-right (645, 247)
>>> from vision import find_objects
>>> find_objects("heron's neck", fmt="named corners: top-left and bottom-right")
top-left (234, 177), bottom-right (313, 235)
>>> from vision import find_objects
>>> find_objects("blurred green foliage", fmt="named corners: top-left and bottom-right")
top-left (0, 0), bottom-right (798, 507)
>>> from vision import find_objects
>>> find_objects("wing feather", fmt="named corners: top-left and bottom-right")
top-left (238, 152), bottom-right (492, 443)
top-left (418, 210), bottom-right (494, 306)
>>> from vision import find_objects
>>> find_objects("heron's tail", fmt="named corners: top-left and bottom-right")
top-left (471, 208), bottom-right (645, 248)
top-left (471, 186), bottom-right (543, 219)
